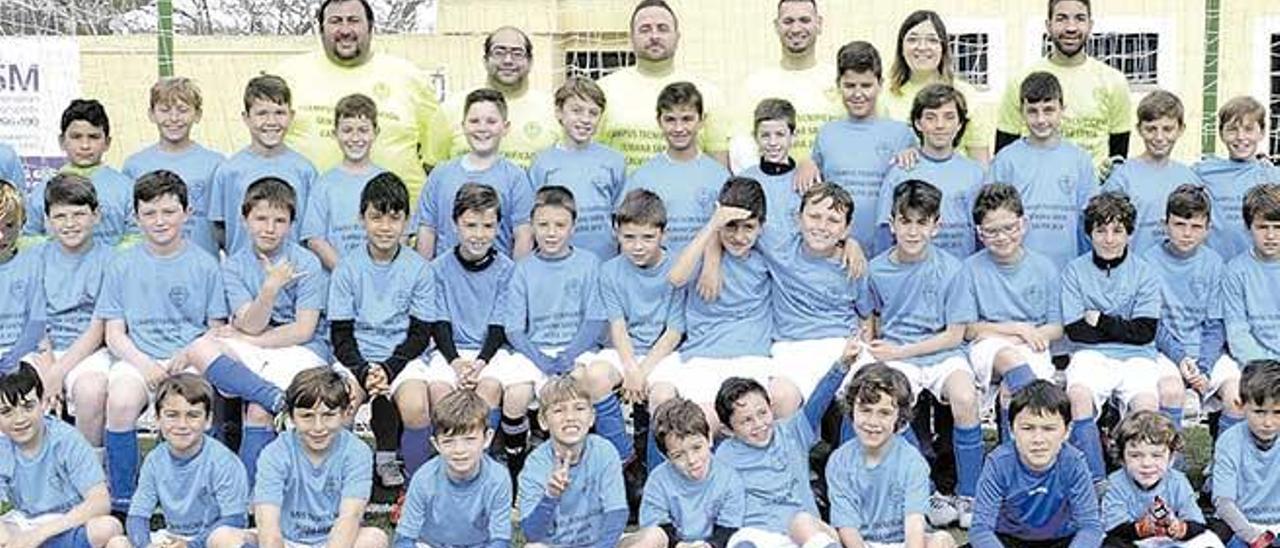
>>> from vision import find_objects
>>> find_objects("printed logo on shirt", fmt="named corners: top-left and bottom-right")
top-left (169, 286), bottom-right (190, 309)
top-left (697, 187), bottom-right (718, 214)
top-left (875, 141), bottom-right (897, 162)
top-left (394, 289), bottom-right (411, 310)
top-left (565, 279), bottom-right (582, 302)
top-left (1189, 275), bottom-right (1209, 300)
top-left (373, 82), bottom-right (391, 100)
top-left (524, 122), bottom-right (544, 140)
top-left (9, 280), bottom-right (25, 298)
top-left (1022, 285), bottom-right (1047, 314)
top-left (1057, 175), bottom-right (1075, 196)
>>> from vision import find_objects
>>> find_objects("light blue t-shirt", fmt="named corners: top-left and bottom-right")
top-left (412, 156), bottom-right (533, 258)
top-left (1102, 157), bottom-right (1199, 253)
top-left (867, 246), bottom-right (966, 366)
top-left (826, 435), bottom-right (931, 544)
top-left (1212, 419), bottom-right (1280, 525)
top-left (224, 241), bottom-right (331, 361)
top-left (428, 251), bottom-right (514, 350)
top-left (94, 243), bottom-right (227, 360)
top-left (0, 143), bottom-right (23, 188)
top-left (327, 246), bottom-right (431, 364)
top-left (37, 242), bottom-right (113, 351)
top-left (208, 146), bottom-right (316, 255)
top-left (951, 249), bottom-right (1063, 327)
top-left (1101, 468), bottom-right (1203, 531)
top-left (504, 249), bottom-right (605, 349)
top-left (621, 153), bottom-right (729, 255)
top-left (639, 459), bottom-right (745, 542)
top-left (681, 250), bottom-right (772, 359)
top-left (877, 153), bottom-right (985, 257)
top-left (740, 164), bottom-right (802, 237)
top-left (299, 165), bottom-right (384, 262)
top-left (25, 166), bottom-right (134, 247)
top-left (1142, 243), bottom-right (1225, 362)
top-left (0, 249), bottom-right (43, 348)
top-left (253, 429), bottom-right (373, 546)
top-left (714, 413), bottom-right (819, 534)
top-left (1060, 252), bottom-right (1163, 359)
top-left (989, 138), bottom-right (1098, 268)
top-left (0, 417), bottom-right (104, 517)
top-left (128, 436), bottom-right (249, 541)
top-left (122, 143), bottom-right (225, 257)
top-left (597, 253), bottom-right (685, 355)
top-left (516, 435), bottom-right (627, 547)
top-left (1221, 251), bottom-right (1280, 363)
top-left (394, 455), bottom-right (512, 547)
top-left (762, 232), bottom-right (872, 341)
top-left (811, 117), bottom-right (917, 251)
top-left (1194, 156), bottom-right (1280, 259)
top-left (529, 143), bottom-right (627, 259)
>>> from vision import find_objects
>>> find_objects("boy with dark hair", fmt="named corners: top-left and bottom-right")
top-left (209, 74), bottom-right (317, 254)
top-left (1102, 410), bottom-right (1212, 546)
top-left (626, 397), bottom-right (745, 548)
top-left (740, 98), bottom-right (804, 237)
top-left (828, 363), bottom-right (956, 547)
top-left (394, 389), bottom-right (512, 547)
top-left (302, 93), bottom-right (387, 271)
top-left (1194, 96), bottom-right (1280, 259)
top-left (877, 83), bottom-right (984, 257)
top-left (0, 361), bottom-right (121, 547)
top-left (990, 71), bottom-right (1097, 268)
top-left (97, 170), bottom-right (228, 513)
top-left (529, 76), bottom-right (627, 260)
top-left (969, 380), bottom-right (1104, 548)
top-left (621, 81), bottom-right (732, 255)
top-left (123, 77), bottom-right (225, 257)
top-left (1223, 183), bottom-right (1280, 367)
top-left (328, 171), bottom-right (432, 486)
top-left (1103, 89), bottom-right (1199, 253)
top-left (812, 40), bottom-right (917, 252)
top-left (109, 374), bottom-right (250, 548)
top-left (1211, 359), bottom-right (1280, 547)
top-left (414, 88), bottom-right (534, 259)
top-left (25, 99), bottom-right (133, 247)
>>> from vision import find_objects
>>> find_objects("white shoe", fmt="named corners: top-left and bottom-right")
top-left (955, 496), bottom-right (975, 529)
top-left (926, 493), bottom-right (959, 528)
top-left (375, 453), bottom-right (405, 487)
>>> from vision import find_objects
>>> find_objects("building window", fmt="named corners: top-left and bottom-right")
top-left (564, 49), bottom-right (635, 81)
top-left (1042, 32), bottom-right (1160, 87)
top-left (1270, 33), bottom-right (1280, 159)
top-left (950, 33), bottom-right (991, 90)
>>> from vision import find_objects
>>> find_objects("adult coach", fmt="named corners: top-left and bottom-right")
top-left (597, 0), bottom-right (730, 170)
top-left (440, 26), bottom-right (559, 167)
top-left (272, 0), bottom-right (452, 204)
top-left (995, 0), bottom-right (1131, 173)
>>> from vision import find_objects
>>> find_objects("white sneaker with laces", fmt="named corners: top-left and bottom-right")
top-left (926, 493), bottom-right (959, 528)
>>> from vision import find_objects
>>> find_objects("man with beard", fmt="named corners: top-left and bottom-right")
top-left (994, 0), bottom-right (1132, 176)
top-left (272, 0), bottom-right (452, 206)
top-left (441, 26), bottom-right (559, 168)
top-left (598, 0), bottom-right (730, 171)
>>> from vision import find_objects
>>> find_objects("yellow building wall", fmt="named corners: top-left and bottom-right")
top-left (79, 0), bottom-right (1276, 167)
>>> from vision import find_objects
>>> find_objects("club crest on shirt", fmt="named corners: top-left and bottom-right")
top-left (1058, 175), bottom-right (1075, 196)
top-left (875, 141), bottom-right (897, 162)
top-left (1022, 285), bottom-right (1047, 312)
top-left (394, 289), bottom-right (411, 310)
top-left (697, 187), bottom-right (718, 212)
top-left (1189, 275), bottom-right (1209, 299)
top-left (564, 279), bottom-right (582, 301)
top-left (9, 279), bottom-right (25, 298)
top-left (169, 286), bottom-right (189, 309)
top-left (373, 82), bottom-right (391, 100)
top-left (524, 122), bottom-right (544, 140)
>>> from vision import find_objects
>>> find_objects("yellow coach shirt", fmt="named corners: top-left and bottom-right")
top-left (597, 67), bottom-right (731, 171)
top-left (441, 87), bottom-right (560, 168)
top-left (880, 77), bottom-right (993, 159)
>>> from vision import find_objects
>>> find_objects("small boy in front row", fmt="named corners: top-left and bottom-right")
top-left (1101, 410), bottom-right (1215, 547)
top-left (0, 361), bottom-right (121, 547)
top-left (1212, 360), bottom-right (1280, 548)
top-left (969, 381), bottom-right (1103, 548)
top-left (108, 374), bottom-right (250, 548)
top-left (827, 363), bottom-right (956, 548)
top-left (394, 389), bottom-right (512, 547)
top-left (626, 397), bottom-right (745, 548)
top-left (517, 377), bottom-right (628, 548)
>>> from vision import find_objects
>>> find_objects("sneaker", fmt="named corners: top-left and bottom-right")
top-left (926, 493), bottom-right (958, 528)
top-left (955, 496), bottom-right (975, 529)
top-left (375, 456), bottom-right (405, 488)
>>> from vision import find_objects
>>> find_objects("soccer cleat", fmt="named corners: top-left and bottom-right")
top-left (926, 493), bottom-right (958, 528)
top-left (375, 457), bottom-right (406, 488)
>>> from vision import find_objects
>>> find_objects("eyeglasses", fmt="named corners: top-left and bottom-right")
top-left (904, 34), bottom-right (943, 47)
top-left (977, 220), bottom-right (1022, 239)
top-left (488, 47), bottom-right (528, 61)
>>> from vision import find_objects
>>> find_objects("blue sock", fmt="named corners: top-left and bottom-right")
top-left (1000, 364), bottom-right (1036, 395)
top-left (240, 426), bottom-right (276, 491)
top-left (1161, 405), bottom-right (1185, 431)
top-left (646, 426), bottom-right (665, 473)
top-left (954, 424), bottom-right (984, 497)
top-left (105, 429), bottom-right (139, 512)
top-left (1069, 416), bottom-right (1107, 482)
top-left (487, 408), bottom-right (501, 432)
top-left (206, 354), bottom-right (284, 413)
top-left (998, 406), bottom-right (1012, 445)
top-left (593, 394), bottom-right (634, 461)
top-left (401, 426), bottom-right (433, 479)
top-left (839, 415), bottom-right (855, 444)
top-left (1219, 412), bottom-right (1244, 435)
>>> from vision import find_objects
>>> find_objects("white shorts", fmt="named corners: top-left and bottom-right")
top-left (424, 349), bottom-right (541, 388)
top-left (150, 529), bottom-right (195, 545)
top-left (384, 358), bottom-right (432, 396)
top-left (58, 348), bottom-right (112, 415)
top-left (726, 527), bottom-right (837, 548)
top-left (884, 355), bottom-right (974, 402)
top-left (968, 337), bottom-right (1055, 408)
top-left (770, 338), bottom-right (858, 400)
top-left (108, 358), bottom-right (192, 389)
top-left (0, 510), bottom-right (58, 534)
top-left (1134, 531), bottom-right (1226, 547)
top-left (218, 338), bottom-right (327, 391)
top-left (571, 348), bottom-right (628, 378)
top-left (1066, 350), bottom-right (1179, 411)
top-left (648, 354), bottom-right (772, 404)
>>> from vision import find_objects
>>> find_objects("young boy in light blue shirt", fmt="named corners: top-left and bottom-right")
top-left (1194, 96), bottom-right (1280, 260)
top-left (528, 77), bottom-right (626, 260)
top-left (1102, 90), bottom-right (1199, 253)
top-left (621, 82), bottom-right (731, 255)
top-left (95, 170), bottom-right (228, 513)
top-left (301, 93), bottom-right (386, 271)
top-left (209, 74), bottom-right (316, 255)
top-left (1212, 360), bottom-right (1280, 548)
top-left (989, 71), bottom-right (1097, 269)
top-left (1223, 184), bottom-right (1280, 368)
top-left (739, 98), bottom-right (804, 238)
top-left (123, 77), bottom-right (224, 257)
top-left (811, 40), bottom-right (917, 253)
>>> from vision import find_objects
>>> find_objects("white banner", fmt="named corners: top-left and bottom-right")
top-left (0, 37), bottom-right (80, 191)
